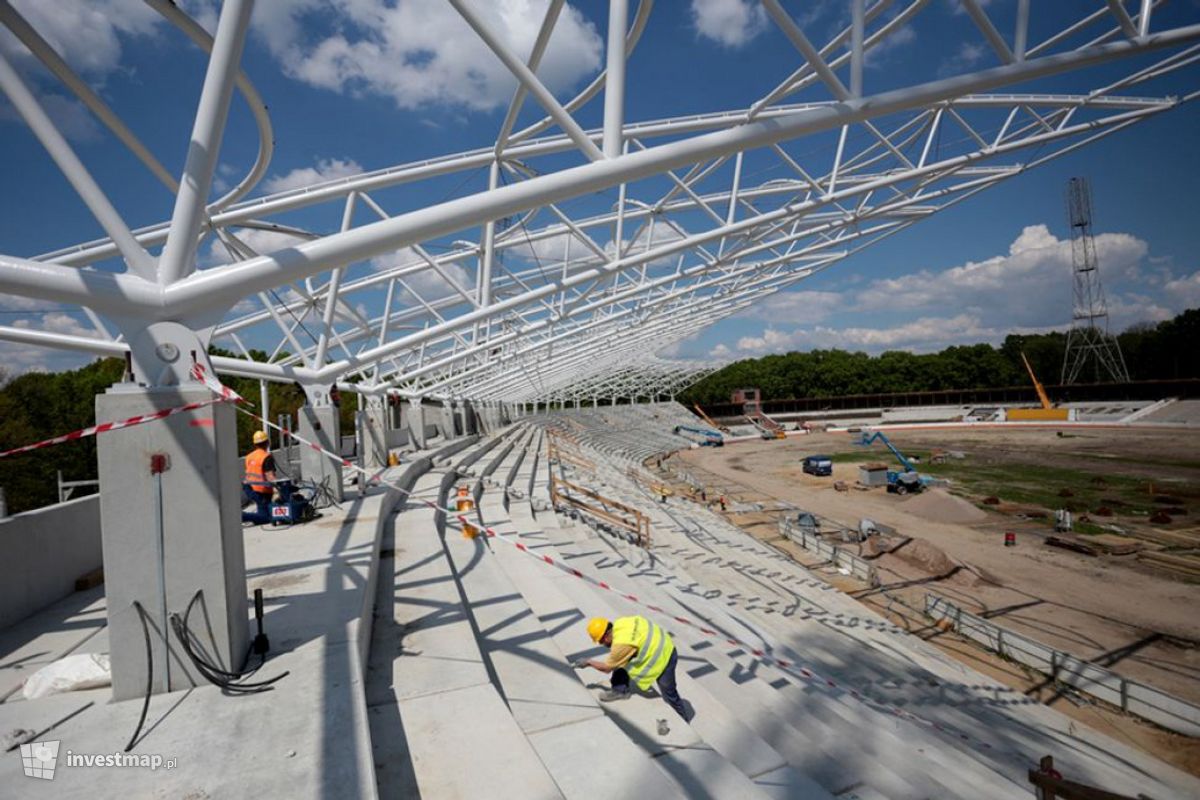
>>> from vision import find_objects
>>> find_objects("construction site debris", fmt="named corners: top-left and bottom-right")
top-left (983, 496), bottom-right (1001, 505)
top-left (1095, 506), bottom-right (1114, 517)
top-left (1045, 536), bottom-right (1099, 557)
top-left (900, 489), bottom-right (988, 524)
top-left (1149, 511), bottom-right (1174, 524)
top-left (833, 480), bottom-right (848, 492)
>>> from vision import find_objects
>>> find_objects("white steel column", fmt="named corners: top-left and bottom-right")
top-left (157, 0), bottom-right (254, 285)
top-left (603, 0), bottom-right (629, 159)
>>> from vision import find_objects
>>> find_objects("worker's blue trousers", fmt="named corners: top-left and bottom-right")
top-left (242, 485), bottom-right (273, 525)
top-left (611, 649), bottom-right (692, 720)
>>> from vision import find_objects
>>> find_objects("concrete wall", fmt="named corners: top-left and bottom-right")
top-left (0, 495), bottom-right (103, 629)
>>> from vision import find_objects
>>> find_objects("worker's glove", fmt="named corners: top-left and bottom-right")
top-left (272, 491), bottom-right (282, 502)
top-left (571, 659), bottom-right (590, 670)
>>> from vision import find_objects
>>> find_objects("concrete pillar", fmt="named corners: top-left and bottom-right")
top-left (439, 402), bottom-right (456, 440)
top-left (363, 395), bottom-right (388, 469)
top-left (462, 400), bottom-right (478, 436)
top-left (97, 385), bottom-right (247, 700)
top-left (406, 398), bottom-right (427, 450)
top-left (299, 403), bottom-right (344, 503)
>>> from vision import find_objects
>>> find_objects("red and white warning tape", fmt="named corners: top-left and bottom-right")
top-left (456, 511), bottom-right (1029, 761)
top-left (0, 397), bottom-right (228, 459)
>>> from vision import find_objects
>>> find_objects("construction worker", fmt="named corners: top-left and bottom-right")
top-left (242, 430), bottom-right (278, 525)
top-left (574, 616), bottom-right (693, 721)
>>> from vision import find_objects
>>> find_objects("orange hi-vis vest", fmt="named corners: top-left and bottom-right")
top-left (244, 448), bottom-right (273, 494)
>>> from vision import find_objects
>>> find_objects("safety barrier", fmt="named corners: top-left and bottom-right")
top-left (925, 594), bottom-right (1200, 737)
top-left (548, 472), bottom-right (651, 548)
top-left (778, 519), bottom-right (878, 586)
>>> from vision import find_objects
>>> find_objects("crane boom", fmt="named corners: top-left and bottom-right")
top-left (1021, 352), bottom-right (1053, 410)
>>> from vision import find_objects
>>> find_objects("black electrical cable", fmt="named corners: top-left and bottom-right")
top-left (124, 602), bottom-right (153, 752)
top-left (170, 591), bottom-right (288, 693)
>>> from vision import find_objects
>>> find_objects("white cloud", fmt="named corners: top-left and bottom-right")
top-left (201, 228), bottom-right (309, 268)
top-left (262, 157), bottom-right (363, 194)
top-left (712, 224), bottom-right (1192, 358)
top-left (690, 0), bottom-right (769, 48)
top-left (0, 0), bottom-right (161, 77)
top-left (1164, 270), bottom-right (1200, 307)
top-left (253, 0), bottom-right (602, 112)
top-left (938, 40), bottom-right (986, 76)
top-left (12, 311), bottom-right (103, 340)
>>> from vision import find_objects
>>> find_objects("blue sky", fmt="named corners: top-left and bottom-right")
top-left (1, 0), bottom-right (1199, 373)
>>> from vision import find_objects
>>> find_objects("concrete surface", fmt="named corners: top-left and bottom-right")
top-left (0, 496), bottom-right (102, 630)
top-left (95, 385), bottom-right (247, 700)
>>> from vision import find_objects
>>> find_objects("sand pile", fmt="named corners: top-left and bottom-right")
top-left (885, 537), bottom-right (1002, 588)
top-left (901, 489), bottom-right (988, 524)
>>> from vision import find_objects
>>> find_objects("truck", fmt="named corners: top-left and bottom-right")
top-left (801, 454), bottom-right (833, 476)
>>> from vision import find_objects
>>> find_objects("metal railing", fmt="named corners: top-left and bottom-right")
top-left (925, 593), bottom-right (1200, 737)
top-left (778, 518), bottom-right (878, 586)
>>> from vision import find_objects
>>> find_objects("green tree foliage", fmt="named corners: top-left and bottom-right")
top-left (0, 348), bottom-right (366, 515)
top-left (680, 307), bottom-right (1198, 405)
top-left (0, 358), bottom-right (125, 514)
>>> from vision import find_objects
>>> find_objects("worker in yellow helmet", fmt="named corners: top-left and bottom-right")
top-left (573, 616), bottom-right (693, 721)
top-left (242, 430), bottom-right (278, 525)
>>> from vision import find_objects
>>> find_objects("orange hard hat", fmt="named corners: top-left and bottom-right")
top-left (586, 617), bottom-right (609, 643)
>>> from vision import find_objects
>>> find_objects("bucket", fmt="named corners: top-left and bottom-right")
top-left (1004, 532), bottom-right (1016, 547)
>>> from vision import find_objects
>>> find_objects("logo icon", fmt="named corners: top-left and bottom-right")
top-left (20, 740), bottom-right (60, 780)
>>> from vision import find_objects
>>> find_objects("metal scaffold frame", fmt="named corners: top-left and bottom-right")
top-left (1, 1), bottom-right (1198, 404)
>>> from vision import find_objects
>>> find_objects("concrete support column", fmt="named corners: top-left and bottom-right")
top-left (438, 401), bottom-right (456, 440)
top-left (462, 400), bottom-right (478, 436)
top-left (406, 398), bottom-right (427, 450)
top-left (299, 403), bottom-right (344, 503)
top-left (97, 385), bottom-right (247, 700)
top-left (363, 394), bottom-right (388, 469)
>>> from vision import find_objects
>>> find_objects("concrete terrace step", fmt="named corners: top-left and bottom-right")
top-left (369, 452), bottom-right (564, 799)
top-left (470, 489), bottom-right (779, 799)
top-left (531, 408), bottom-right (1200, 800)
top-left (526, 512), bottom-right (953, 799)
top-left (501, 502), bottom-right (833, 800)
top-left (440, 446), bottom-right (692, 800)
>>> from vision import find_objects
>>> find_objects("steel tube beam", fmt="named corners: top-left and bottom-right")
top-left (157, 0), bottom-right (254, 285)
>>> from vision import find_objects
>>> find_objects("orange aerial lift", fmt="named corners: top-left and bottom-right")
top-left (1007, 353), bottom-right (1071, 421)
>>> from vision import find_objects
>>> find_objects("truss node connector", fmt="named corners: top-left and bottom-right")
top-left (124, 320), bottom-right (215, 390)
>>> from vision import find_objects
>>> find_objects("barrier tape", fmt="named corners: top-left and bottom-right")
top-left (0, 397), bottom-right (228, 459)
top-left (186, 370), bottom-right (1022, 764)
top-left (454, 512), bottom-right (1037, 763)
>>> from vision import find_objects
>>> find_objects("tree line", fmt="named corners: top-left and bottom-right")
top-left (679, 308), bottom-right (1199, 406)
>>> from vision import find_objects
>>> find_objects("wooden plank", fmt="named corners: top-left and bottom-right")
top-left (1045, 536), bottom-right (1098, 556)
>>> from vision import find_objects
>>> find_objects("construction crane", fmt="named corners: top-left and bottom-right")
top-left (1007, 352), bottom-right (1070, 421)
top-left (692, 403), bottom-right (730, 434)
top-left (857, 431), bottom-right (917, 473)
top-left (673, 425), bottom-right (724, 447)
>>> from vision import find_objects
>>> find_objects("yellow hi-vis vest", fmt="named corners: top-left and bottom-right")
top-left (611, 615), bottom-right (674, 691)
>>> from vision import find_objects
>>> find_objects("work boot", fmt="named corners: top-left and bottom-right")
top-left (599, 688), bottom-right (630, 703)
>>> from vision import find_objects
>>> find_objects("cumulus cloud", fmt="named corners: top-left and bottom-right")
top-left (1164, 270), bottom-right (1200, 307)
top-left (711, 224), bottom-right (1192, 358)
top-left (12, 311), bottom-right (102, 340)
top-left (202, 228), bottom-right (309, 268)
top-left (0, 0), bottom-right (161, 77)
top-left (249, 0), bottom-right (602, 112)
top-left (262, 157), bottom-right (363, 195)
top-left (690, 0), bottom-right (769, 48)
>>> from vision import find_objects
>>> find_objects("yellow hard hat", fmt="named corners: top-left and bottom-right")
top-left (586, 617), bottom-right (609, 643)
top-left (252, 430), bottom-right (269, 445)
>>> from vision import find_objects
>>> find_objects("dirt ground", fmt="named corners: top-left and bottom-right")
top-left (674, 427), bottom-right (1200, 777)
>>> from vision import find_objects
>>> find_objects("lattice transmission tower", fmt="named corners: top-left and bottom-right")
top-left (1061, 177), bottom-right (1130, 385)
